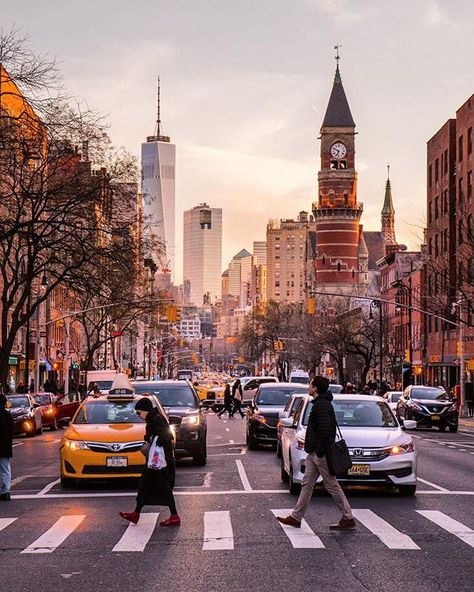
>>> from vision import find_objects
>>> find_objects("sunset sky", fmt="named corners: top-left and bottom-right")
top-left (4, 0), bottom-right (474, 282)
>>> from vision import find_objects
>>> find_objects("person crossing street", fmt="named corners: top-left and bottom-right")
top-left (231, 379), bottom-right (245, 418)
top-left (0, 394), bottom-right (14, 501)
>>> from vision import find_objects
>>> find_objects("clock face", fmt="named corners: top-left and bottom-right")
top-left (330, 142), bottom-right (347, 159)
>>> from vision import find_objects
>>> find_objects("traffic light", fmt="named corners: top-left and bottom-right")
top-left (307, 297), bottom-right (315, 315)
top-left (404, 349), bottom-right (410, 363)
top-left (274, 340), bottom-right (284, 351)
top-left (192, 353), bottom-right (199, 365)
top-left (166, 305), bottom-right (177, 322)
top-left (52, 360), bottom-right (63, 371)
top-left (456, 341), bottom-right (462, 357)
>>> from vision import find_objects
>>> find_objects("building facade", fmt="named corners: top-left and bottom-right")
top-left (183, 203), bottom-right (222, 306)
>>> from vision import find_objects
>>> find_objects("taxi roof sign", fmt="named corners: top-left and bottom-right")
top-left (108, 372), bottom-right (135, 395)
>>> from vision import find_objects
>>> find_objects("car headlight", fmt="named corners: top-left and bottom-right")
top-left (181, 414), bottom-right (200, 426)
top-left (252, 413), bottom-right (267, 424)
top-left (64, 439), bottom-right (90, 451)
top-left (389, 441), bottom-right (414, 455)
top-left (448, 403), bottom-right (457, 412)
top-left (45, 407), bottom-right (54, 415)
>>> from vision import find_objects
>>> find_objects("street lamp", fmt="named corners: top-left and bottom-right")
top-left (395, 280), bottom-right (413, 388)
top-left (369, 300), bottom-right (383, 387)
top-left (34, 273), bottom-right (49, 391)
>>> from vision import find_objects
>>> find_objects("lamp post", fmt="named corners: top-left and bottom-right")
top-left (396, 280), bottom-right (413, 388)
top-left (369, 300), bottom-right (383, 387)
top-left (452, 299), bottom-right (466, 417)
top-left (34, 274), bottom-right (49, 391)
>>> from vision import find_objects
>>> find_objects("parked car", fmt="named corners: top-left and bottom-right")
top-left (246, 383), bottom-right (309, 450)
top-left (396, 385), bottom-right (458, 432)
top-left (383, 391), bottom-right (403, 413)
top-left (132, 380), bottom-right (207, 465)
top-left (238, 376), bottom-right (279, 406)
top-left (8, 394), bottom-right (43, 437)
top-left (32, 392), bottom-right (60, 430)
top-left (280, 394), bottom-right (418, 495)
top-left (276, 392), bottom-right (306, 458)
top-left (201, 386), bottom-right (225, 411)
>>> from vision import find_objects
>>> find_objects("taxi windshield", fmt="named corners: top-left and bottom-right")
top-left (74, 401), bottom-right (144, 424)
top-left (34, 394), bottom-right (52, 405)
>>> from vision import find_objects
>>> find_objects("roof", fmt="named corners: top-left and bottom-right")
top-left (321, 67), bottom-right (356, 128)
top-left (222, 269), bottom-right (229, 277)
top-left (233, 248), bottom-right (252, 260)
top-left (382, 178), bottom-right (395, 215)
top-left (358, 227), bottom-right (369, 257)
top-left (363, 231), bottom-right (386, 270)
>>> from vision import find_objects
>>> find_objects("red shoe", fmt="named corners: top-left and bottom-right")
top-left (159, 514), bottom-right (181, 527)
top-left (119, 511), bottom-right (139, 524)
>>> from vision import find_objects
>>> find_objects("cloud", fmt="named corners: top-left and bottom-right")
top-left (303, 0), bottom-right (377, 24)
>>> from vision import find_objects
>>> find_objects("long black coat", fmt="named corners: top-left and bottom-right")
top-left (136, 408), bottom-right (176, 508)
top-left (0, 408), bottom-right (14, 458)
top-left (304, 390), bottom-right (337, 458)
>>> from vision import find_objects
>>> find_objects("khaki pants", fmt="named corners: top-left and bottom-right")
top-left (292, 452), bottom-right (353, 522)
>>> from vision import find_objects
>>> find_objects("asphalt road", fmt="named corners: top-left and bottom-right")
top-left (1, 413), bottom-right (474, 592)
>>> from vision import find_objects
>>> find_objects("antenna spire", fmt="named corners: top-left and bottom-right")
top-left (334, 43), bottom-right (342, 68)
top-left (156, 75), bottom-right (161, 137)
top-left (387, 163), bottom-right (390, 180)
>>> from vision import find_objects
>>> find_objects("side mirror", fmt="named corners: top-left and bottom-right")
top-left (279, 410), bottom-right (289, 419)
top-left (281, 417), bottom-right (295, 428)
top-left (403, 419), bottom-right (417, 430)
top-left (33, 403), bottom-right (41, 408)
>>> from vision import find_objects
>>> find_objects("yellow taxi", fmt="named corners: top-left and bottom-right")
top-left (59, 378), bottom-right (168, 487)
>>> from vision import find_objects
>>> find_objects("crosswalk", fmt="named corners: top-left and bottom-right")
top-left (0, 509), bottom-right (473, 554)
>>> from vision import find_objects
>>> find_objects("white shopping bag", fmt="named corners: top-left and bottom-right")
top-left (147, 437), bottom-right (167, 470)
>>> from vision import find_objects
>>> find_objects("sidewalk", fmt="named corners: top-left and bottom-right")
top-left (459, 416), bottom-right (474, 430)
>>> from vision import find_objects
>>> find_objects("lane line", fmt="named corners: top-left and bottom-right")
top-left (225, 428), bottom-right (230, 432)
top-left (203, 511), bottom-right (234, 550)
top-left (235, 460), bottom-right (252, 491)
top-left (36, 478), bottom-right (61, 496)
top-left (11, 475), bottom-right (32, 486)
top-left (0, 518), bottom-right (17, 532)
top-left (229, 439), bottom-right (235, 444)
top-left (12, 442), bottom-right (24, 448)
top-left (417, 478), bottom-right (449, 492)
top-left (22, 515), bottom-right (85, 554)
top-left (417, 510), bottom-right (474, 548)
top-left (271, 509), bottom-right (325, 548)
top-left (113, 513), bottom-right (159, 552)
top-left (352, 509), bottom-right (419, 550)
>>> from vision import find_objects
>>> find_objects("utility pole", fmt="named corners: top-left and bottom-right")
top-left (64, 316), bottom-right (70, 395)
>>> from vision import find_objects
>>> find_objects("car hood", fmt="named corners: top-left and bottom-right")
top-left (413, 399), bottom-right (451, 406)
top-left (297, 426), bottom-right (410, 447)
top-left (256, 405), bottom-right (286, 417)
top-left (162, 406), bottom-right (199, 417)
top-left (10, 407), bottom-right (31, 416)
top-left (64, 423), bottom-right (146, 442)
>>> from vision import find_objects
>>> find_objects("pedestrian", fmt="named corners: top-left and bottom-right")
top-left (43, 378), bottom-right (52, 392)
top-left (29, 379), bottom-right (34, 393)
top-left (119, 397), bottom-right (180, 526)
top-left (231, 379), bottom-right (245, 418)
top-left (218, 384), bottom-right (233, 419)
top-left (276, 375), bottom-right (355, 530)
top-left (0, 394), bottom-right (14, 501)
top-left (16, 382), bottom-right (26, 394)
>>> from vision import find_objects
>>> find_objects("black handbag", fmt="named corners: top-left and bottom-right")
top-left (140, 441), bottom-right (151, 457)
top-left (326, 421), bottom-right (352, 476)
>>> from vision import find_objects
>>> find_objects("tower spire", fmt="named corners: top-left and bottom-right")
top-left (381, 167), bottom-right (397, 250)
top-left (321, 45), bottom-right (355, 128)
top-left (156, 76), bottom-right (161, 138)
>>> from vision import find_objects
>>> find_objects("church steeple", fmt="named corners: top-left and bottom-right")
top-left (321, 47), bottom-right (355, 129)
top-left (381, 166), bottom-right (397, 249)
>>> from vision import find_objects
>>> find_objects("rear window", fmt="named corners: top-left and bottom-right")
top-left (290, 376), bottom-right (310, 384)
top-left (257, 386), bottom-right (307, 406)
top-left (388, 392), bottom-right (402, 403)
top-left (93, 380), bottom-right (114, 391)
top-left (133, 384), bottom-right (198, 408)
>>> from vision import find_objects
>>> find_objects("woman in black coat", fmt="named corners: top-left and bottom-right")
top-left (119, 398), bottom-right (180, 526)
top-left (218, 384), bottom-right (233, 419)
top-left (0, 394), bottom-right (14, 501)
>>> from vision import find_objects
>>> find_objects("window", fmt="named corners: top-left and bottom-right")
top-left (443, 228), bottom-right (448, 252)
top-left (435, 196), bottom-right (439, 219)
top-left (435, 158), bottom-right (439, 182)
top-left (459, 220), bottom-right (463, 244)
top-left (459, 177), bottom-right (464, 201)
top-left (468, 171), bottom-right (473, 199)
top-left (429, 164), bottom-right (432, 188)
top-left (275, 236), bottom-right (280, 241)
top-left (444, 149), bottom-right (448, 175)
top-left (469, 127), bottom-right (473, 155)
top-left (428, 238), bottom-right (432, 256)
top-left (459, 135), bottom-right (464, 162)
top-left (322, 255), bottom-right (326, 265)
top-left (435, 234), bottom-right (439, 257)
top-left (337, 262), bottom-right (341, 272)
top-left (275, 281), bottom-right (280, 287)
top-left (443, 189), bottom-right (448, 214)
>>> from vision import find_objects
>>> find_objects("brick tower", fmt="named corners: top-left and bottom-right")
top-left (381, 167), bottom-right (398, 253)
top-left (312, 56), bottom-right (368, 300)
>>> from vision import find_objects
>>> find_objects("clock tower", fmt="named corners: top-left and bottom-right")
top-left (312, 56), bottom-right (368, 299)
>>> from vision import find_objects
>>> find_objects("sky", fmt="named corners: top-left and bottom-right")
top-left (3, 0), bottom-right (474, 283)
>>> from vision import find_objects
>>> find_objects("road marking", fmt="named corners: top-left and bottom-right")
top-left (459, 431), bottom-right (474, 437)
top-left (113, 513), bottom-right (159, 552)
top-left (225, 428), bottom-right (230, 432)
top-left (229, 439), bottom-right (235, 444)
top-left (459, 449), bottom-right (467, 452)
top-left (417, 510), bottom-right (474, 548)
top-left (235, 460), bottom-right (252, 491)
top-left (271, 510), bottom-right (325, 548)
top-left (11, 475), bottom-right (31, 486)
top-left (12, 442), bottom-right (24, 448)
top-left (0, 518), bottom-right (17, 532)
top-left (352, 509), bottom-right (419, 550)
top-left (417, 478), bottom-right (449, 492)
top-left (36, 478), bottom-right (61, 496)
top-left (22, 515), bottom-right (85, 553)
top-left (203, 511), bottom-right (234, 550)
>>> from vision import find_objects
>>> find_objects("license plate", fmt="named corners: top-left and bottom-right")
top-left (431, 415), bottom-right (440, 421)
top-left (348, 464), bottom-right (370, 476)
top-left (106, 456), bottom-right (128, 467)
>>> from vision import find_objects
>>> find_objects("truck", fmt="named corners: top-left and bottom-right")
top-left (81, 370), bottom-right (119, 394)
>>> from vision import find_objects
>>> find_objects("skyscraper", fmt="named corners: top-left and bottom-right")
top-left (141, 79), bottom-right (176, 281)
top-left (183, 203), bottom-right (222, 306)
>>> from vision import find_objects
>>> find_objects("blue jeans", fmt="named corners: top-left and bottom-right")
top-left (0, 457), bottom-right (11, 494)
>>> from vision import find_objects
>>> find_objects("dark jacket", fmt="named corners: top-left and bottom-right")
top-left (223, 385), bottom-right (232, 406)
top-left (0, 408), bottom-right (14, 458)
top-left (304, 390), bottom-right (337, 458)
top-left (145, 407), bottom-right (174, 463)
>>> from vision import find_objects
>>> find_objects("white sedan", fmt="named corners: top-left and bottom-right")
top-left (280, 394), bottom-right (417, 496)
top-left (383, 391), bottom-right (403, 412)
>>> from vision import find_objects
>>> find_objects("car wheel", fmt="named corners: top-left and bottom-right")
top-left (25, 425), bottom-right (35, 438)
top-left (448, 425), bottom-right (458, 433)
top-left (60, 476), bottom-right (75, 488)
top-left (398, 485), bottom-right (416, 497)
top-left (246, 429), bottom-right (259, 450)
top-left (276, 440), bottom-right (282, 458)
top-left (289, 464), bottom-right (301, 495)
top-left (280, 457), bottom-right (289, 484)
top-left (36, 424), bottom-right (43, 435)
top-left (438, 425), bottom-right (447, 432)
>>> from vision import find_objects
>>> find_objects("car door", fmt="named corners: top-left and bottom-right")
top-left (55, 393), bottom-right (80, 423)
top-left (281, 400), bottom-right (303, 473)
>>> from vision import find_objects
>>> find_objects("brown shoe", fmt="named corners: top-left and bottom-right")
top-left (276, 515), bottom-right (301, 528)
top-left (330, 517), bottom-right (356, 530)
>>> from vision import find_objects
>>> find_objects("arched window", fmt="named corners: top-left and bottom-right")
top-left (322, 255), bottom-right (326, 265)
top-left (337, 262), bottom-right (341, 272)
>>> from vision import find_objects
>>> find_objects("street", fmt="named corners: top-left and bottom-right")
top-left (1, 412), bottom-right (474, 592)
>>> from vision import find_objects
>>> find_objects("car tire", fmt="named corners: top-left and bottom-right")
top-left (280, 458), bottom-right (289, 484)
top-left (439, 425), bottom-right (447, 432)
top-left (398, 485), bottom-right (416, 497)
top-left (36, 425), bottom-right (43, 435)
top-left (60, 476), bottom-right (75, 488)
top-left (289, 464), bottom-right (301, 495)
top-left (448, 425), bottom-right (458, 433)
top-left (276, 441), bottom-right (282, 458)
top-left (50, 419), bottom-right (58, 431)
top-left (246, 429), bottom-right (259, 450)
top-left (192, 443), bottom-right (207, 466)
top-left (25, 426), bottom-right (35, 438)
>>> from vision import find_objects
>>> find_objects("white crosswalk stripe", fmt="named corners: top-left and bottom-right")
top-left (21, 515), bottom-right (85, 554)
top-left (417, 510), bottom-right (474, 548)
top-left (0, 517), bottom-right (17, 532)
top-left (203, 511), bottom-right (234, 550)
top-left (353, 509), bottom-right (420, 550)
top-left (271, 509), bottom-right (325, 549)
top-left (113, 513), bottom-right (159, 552)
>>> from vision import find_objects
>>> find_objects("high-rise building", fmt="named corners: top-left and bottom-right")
top-left (253, 241), bottom-right (267, 266)
top-left (183, 203), bottom-right (222, 306)
top-left (141, 79), bottom-right (176, 281)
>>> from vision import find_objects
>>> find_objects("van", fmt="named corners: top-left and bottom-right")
top-left (289, 370), bottom-right (310, 385)
top-left (83, 370), bottom-right (119, 394)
